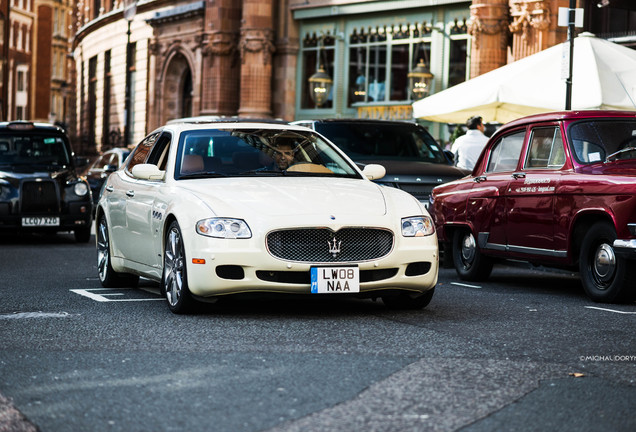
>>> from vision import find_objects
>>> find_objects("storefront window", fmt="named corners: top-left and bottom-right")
top-left (448, 19), bottom-right (469, 87)
top-left (347, 22), bottom-right (433, 107)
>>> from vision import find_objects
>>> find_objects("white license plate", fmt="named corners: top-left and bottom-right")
top-left (311, 266), bottom-right (360, 294)
top-left (22, 216), bottom-right (60, 227)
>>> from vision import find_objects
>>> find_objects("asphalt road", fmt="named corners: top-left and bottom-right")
top-left (1, 232), bottom-right (635, 432)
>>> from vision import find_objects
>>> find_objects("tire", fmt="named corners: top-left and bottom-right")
top-left (96, 215), bottom-right (139, 287)
top-left (579, 222), bottom-right (635, 303)
top-left (382, 288), bottom-right (435, 310)
top-left (74, 226), bottom-right (91, 243)
top-left (453, 230), bottom-right (493, 281)
top-left (162, 221), bottom-right (195, 314)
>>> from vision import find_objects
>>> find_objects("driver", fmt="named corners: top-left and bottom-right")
top-left (272, 142), bottom-right (296, 170)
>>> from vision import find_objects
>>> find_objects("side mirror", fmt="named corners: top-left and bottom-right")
top-left (444, 150), bottom-right (454, 163)
top-left (74, 156), bottom-right (90, 168)
top-left (361, 163), bottom-right (386, 180)
top-left (131, 163), bottom-right (165, 181)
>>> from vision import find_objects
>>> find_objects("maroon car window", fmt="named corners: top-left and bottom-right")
top-left (569, 120), bottom-right (636, 164)
top-left (525, 127), bottom-right (565, 169)
top-left (486, 131), bottom-right (525, 173)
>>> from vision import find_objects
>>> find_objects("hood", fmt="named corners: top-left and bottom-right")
top-left (578, 160), bottom-right (636, 177)
top-left (177, 177), bottom-right (389, 218)
top-left (0, 166), bottom-right (77, 188)
top-left (355, 159), bottom-right (470, 182)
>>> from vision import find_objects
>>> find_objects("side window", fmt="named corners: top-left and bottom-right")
top-left (525, 127), bottom-right (565, 169)
top-left (147, 132), bottom-right (172, 171)
top-left (125, 131), bottom-right (161, 175)
top-left (486, 131), bottom-right (525, 173)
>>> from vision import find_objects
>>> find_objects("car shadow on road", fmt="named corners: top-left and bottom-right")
top-left (0, 232), bottom-right (93, 245)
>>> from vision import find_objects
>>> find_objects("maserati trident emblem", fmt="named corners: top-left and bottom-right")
top-left (328, 237), bottom-right (342, 258)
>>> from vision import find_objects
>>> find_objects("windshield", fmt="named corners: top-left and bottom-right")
top-left (175, 128), bottom-right (360, 178)
top-left (0, 132), bottom-right (72, 168)
top-left (569, 119), bottom-right (636, 164)
top-left (314, 122), bottom-right (448, 164)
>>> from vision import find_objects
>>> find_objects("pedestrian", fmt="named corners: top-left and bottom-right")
top-left (450, 115), bottom-right (489, 171)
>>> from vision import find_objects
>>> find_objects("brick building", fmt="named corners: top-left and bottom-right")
top-left (4, 0), bottom-right (635, 153)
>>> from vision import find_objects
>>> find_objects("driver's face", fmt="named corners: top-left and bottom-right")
top-left (273, 145), bottom-right (294, 169)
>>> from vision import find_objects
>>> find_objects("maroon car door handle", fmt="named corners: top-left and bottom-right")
top-left (474, 176), bottom-right (487, 183)
top-left (512, 172), bottom-right (526, 179)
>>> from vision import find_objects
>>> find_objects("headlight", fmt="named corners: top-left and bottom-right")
top-left (401, 216), bottom-right (435, 237)
top-left (196, 218), bottom-right (252, 239)
top-left (73, 182), bottom-right (89, 197)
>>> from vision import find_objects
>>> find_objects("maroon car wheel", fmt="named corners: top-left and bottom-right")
top-left (579, 222), bottom-right (635, 303)
top-left (452, 230), bottom-right (493, 281)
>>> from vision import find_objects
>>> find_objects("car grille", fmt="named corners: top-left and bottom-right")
top-left (394, 183), bottom-right (435, 201)
top-left (21, 180), bottom-right (59, 214)
top-left (266, 228), bottom-right (394, 263)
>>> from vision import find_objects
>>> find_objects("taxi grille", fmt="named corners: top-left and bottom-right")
top-left (21, 180), bottom-right (59, 214)
top-left (266, 228), bottom-right (394, 263)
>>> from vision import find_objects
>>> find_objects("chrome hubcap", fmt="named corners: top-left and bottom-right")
top-left (164, 228), bottom-right (184, 307)
top-left (593, 243), bottom-right (616, 288)
top-left (461, 233), bottom-right (476, 265)
top-left (97, 218), bottom-right (109, 282)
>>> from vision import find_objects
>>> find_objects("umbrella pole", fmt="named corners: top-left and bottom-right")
top-left (565, 0), bottom-right (575, 110)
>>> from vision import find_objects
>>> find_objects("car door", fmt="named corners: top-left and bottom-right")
top-left (123, 132), bottom-right (172, 269)
top-left (467, 130), bottom-right (526, 250)
top-left (504, 125), bottom-right (565, 257)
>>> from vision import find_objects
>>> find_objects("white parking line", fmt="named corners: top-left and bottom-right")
top-left (0, 312), bottom-right (72, 320)
top-left (450, 282), bottom-right (482, 289)
top-left (584, 306), bottom-right (636, 315)
top-left (70, 288), bottom-right (164, 302)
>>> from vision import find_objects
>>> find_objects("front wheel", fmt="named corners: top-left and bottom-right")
top-left (162, 221), bottom-right (195, 314)
top-left (382, 288), bottom-right (435, 310)
top-left (96, 215), bottom-right (139, 287)
top-left (452, 230), bottom-right (493, 281)
top-left (579, 222), bottom-right (635, 303)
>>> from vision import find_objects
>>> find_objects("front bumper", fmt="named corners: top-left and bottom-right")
top-left (613, 239), bottom-right (636, 259)
top-left (184, 235), bottom-right (439, 298)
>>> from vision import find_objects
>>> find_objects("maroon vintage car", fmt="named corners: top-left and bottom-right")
top-left (431, 110), bottom-right (636, 303)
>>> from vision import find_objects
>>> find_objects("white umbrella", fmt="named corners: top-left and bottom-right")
top-left (413, 33), bottom-right (636, 124)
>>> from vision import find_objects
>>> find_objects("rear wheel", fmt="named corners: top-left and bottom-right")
top-left (453, 230), bottom-right (493, 281)
top-left (96, 215), bottom-right (139, 287)
top-left (382, 288), bottom-right (435, 310)
top-left (579, 222), bottom-right (635, 303)
top-left (162, 221), bottom-right (195, 314)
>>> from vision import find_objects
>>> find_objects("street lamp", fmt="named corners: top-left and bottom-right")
top-left (308, 35), bottom-right (332, 108)
top-left (408, 59), bottom-right (434, 100)
top-left (123, 0), bottom-right (138, 147)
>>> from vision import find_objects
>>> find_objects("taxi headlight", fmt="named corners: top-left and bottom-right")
top-left (196, 218), bottom-right (252, 239)
top-left (401, 216), bottom-right (435, 237)
top-left (73, 182), bottom-right (89, 197)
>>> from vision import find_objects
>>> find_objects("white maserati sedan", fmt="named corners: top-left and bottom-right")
top-left (95, 121), bottom-right (438, 313)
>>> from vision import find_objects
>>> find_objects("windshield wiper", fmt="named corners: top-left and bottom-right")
top-left (605, 146), bottom-right (636, 163)
top-left (239, 169), bottom-right (286, 175)
top-left (178, 172), bottom-right (228, 179)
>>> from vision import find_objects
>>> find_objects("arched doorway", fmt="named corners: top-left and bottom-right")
top-left (162, 53), bottom-right (193, 123)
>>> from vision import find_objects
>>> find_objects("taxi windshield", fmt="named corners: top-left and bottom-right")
top-left (0, 133), bottom-right (71, 168)
top-left (175, 128), bottom-right (360, 178)
top-left (569, 119), bottom-right (636, 164)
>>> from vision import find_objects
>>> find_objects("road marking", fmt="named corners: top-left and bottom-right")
top-left (70, 288), bottom-right (164, 302)
top-left (451, 282), bottom-right (482, 289)
top-left (584, 306), bottom-right (636, 315)
top-left (0, 312), bottom-right (72, 320)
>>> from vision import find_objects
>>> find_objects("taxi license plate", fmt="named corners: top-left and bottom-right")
top-left (311, 266), bottom-right (360, 294)
top-left (22, 216), bottom-right (60, 227)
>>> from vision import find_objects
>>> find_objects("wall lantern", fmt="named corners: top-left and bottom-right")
top-left (408, 59), bottom-right (433, 100)
top-left (308, 35), bottom-right (333, 107)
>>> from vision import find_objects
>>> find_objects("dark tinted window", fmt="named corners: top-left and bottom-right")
top-left (0, 131), bottom-right (71, 167)
top-left (315, 122), bottom-right (448, 164)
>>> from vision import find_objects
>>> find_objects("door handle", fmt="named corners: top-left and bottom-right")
top-left (473, 175), bottom-right (487, 183)
top-left (512, 172), bottom-right (526, 179)
top-left (126, 190), bottom-right (135, 197)
top-left (105, 185), bottom-right (114, 193)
